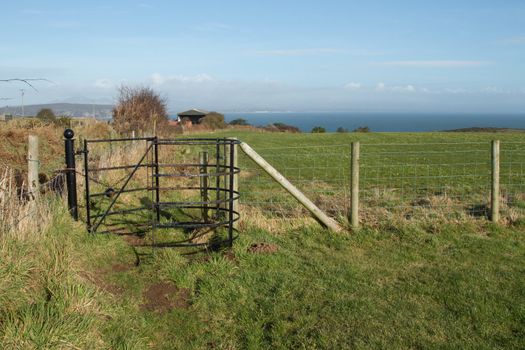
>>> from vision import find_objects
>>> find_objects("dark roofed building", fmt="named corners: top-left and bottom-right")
top-left (177, 108), bottom-right (210, 124)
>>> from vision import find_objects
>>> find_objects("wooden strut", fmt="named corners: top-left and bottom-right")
top-left (240, 142), bottom-right (343, 232)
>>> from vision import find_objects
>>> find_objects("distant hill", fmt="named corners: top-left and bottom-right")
top-left (0, 103), bottom-right (114, 119)
top-left (444, 127), bottom-right (525, 133)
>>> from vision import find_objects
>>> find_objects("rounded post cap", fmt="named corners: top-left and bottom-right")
top-left (64, 129), bottom-right (74, 139)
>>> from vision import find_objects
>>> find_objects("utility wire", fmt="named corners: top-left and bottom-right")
top-left (0, 78), bottom-right (54, 92)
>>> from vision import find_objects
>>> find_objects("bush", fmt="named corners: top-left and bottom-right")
top-left (200, 112), bottom-right (227, 129)
top-left (353, 126), bottom-right (370, 133)
top-left (311, 126), bottom-right (326, 133)
top-left (112, 85), bottom-right (168, 134)
top-left (264, 122), bottom-right (300, 133)
top-left (336, 127), bottom-right (349, 133)
top-left (36, 108), bottom-right (56, 122)
top-left (229, 118), bottom-right (250, 126)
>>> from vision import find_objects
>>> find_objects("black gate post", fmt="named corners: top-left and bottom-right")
top-left (64, 129), bottom-right (78, 220)
top-left (228, 139), bottom-right (235, 247)
top-left (83, 139), bottom-right (91, 232)
top-left (153, 137), bottom-right (160, 223)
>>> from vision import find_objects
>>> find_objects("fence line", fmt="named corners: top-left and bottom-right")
top-left (4, 136), bottom-right (525, 232)
top-left (238, 140), bottom-right (525, 227)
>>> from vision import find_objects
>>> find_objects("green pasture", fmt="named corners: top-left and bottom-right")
top-left (206, 131), bottom-right (525, 223)
top-left (2, 131), bottom-right (525, 348)
top-left (1, 198), bottom-right (524, 349)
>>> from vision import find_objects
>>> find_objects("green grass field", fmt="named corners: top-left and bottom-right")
top-left (2, 130), bottom-right (525, 348)
top-left (205, 130), bottom-right (525, 226)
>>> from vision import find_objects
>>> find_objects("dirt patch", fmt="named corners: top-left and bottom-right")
top-left (141, 282), bottom-right (191, 313)
top-left (248, 242), bottom-right (280, 254)
top-left (223, 250), bottom-right (237, 262)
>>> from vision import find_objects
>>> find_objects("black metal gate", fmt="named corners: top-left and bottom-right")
top-left (81, 135), bottom-right (240, 249)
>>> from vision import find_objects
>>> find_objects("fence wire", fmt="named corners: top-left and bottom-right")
top-left (74, 139), bottom-right (525, 228)
top-left (360, 143), bottom-right (491, 225)
top-left (239, 141), bottom-right (511, 226)
top-left (239, 144), bottom-right (351, 218)
top-left (501, 142), bottom-right (525, 223)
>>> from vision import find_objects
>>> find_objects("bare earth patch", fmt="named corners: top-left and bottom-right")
top-left (223, 250), bottom-right (237, 262)
top-left (141, 282), bottom-right (191, 313)
top-left (248, 242), bottom-right (280, 254)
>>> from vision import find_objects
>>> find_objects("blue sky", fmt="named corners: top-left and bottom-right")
top-left (1, 0), bottom-right (524, 112)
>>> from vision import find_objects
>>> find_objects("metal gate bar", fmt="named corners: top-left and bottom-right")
top-left (81, 135), bottom-right (240, 249)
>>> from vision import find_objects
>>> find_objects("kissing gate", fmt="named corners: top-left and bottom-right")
top-left (64, 129), bottom-right (240, 249)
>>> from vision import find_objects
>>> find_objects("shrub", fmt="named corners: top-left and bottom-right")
top-left (311, 126), bottom-right (326, 133)
top-left (200, 112), bottom-right (227, 129)
top-left (229, 118), bottom-right (250, 126)
top-left (36, 108), bottom-right (56, 122)
top-left (264, 122), bottom-right (300, 133)
top-left (112, 85), bottom-right (168, 134)
top-left (353, 126), bottom-right (370, 133)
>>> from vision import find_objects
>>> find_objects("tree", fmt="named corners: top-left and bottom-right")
top-left (36, 108), bottom-right (56, 122)
top-left (200, 112), bottom-right (227, 129)
top-left (112, 85), bottom-right (168, 134)
top-left (229, 118), bottom-right (250, 126)
top-left (266, 122), bottom-right (300, 133)
top-left (311, 126), bottom-right (326, 133)
top-left (353, 126), bottom-right (370, 133)
top-left (336, 127), bottom-right (349, 133)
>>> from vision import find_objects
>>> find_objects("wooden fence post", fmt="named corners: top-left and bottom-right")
top-left (351, 142), bottom-right (360, 229)
top-left (240, 142), bottom-right (342, 232)
top-left (27, 135), bottom-right (39, 201)
top-left (491, 140), bottom-right (500, 223)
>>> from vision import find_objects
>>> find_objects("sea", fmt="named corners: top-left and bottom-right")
top-left (172, 112), bottom-right (525, 132)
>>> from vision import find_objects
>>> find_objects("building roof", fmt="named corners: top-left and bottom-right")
top-left (177, 108), bottom-right (210, 117)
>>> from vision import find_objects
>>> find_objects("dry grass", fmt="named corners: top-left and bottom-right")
top-left (0, 166), bottom-right (54, 239)
top-left (238, 205), bottom-right (319, 232)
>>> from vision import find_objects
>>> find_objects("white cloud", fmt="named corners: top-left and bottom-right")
top-left (94, 79), bottom-right (114, 89)
top-left (379, 60), bottom-right (490, 68)
top-left (392, 84), bottom-right (415, 92)
top-left (151, 73), bottom-right (214, 85)
top-left (375, 82), bottom-right (386, 91)
top-left (444, 88), bottom-right (469, 94)
top-left (344, 82), bottom-right (361, 90)
top-left (375, 83), bottom-right (418, 93)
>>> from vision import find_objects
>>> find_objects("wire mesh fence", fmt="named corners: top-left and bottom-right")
top-left (360, 142), bottom-right (492, 225)
top-left (238, 141), bottom-right (522, 227)
top-left (500, 142), bottom-right (525, 224)
top-left (239, 144), bottom-right (351, 219)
